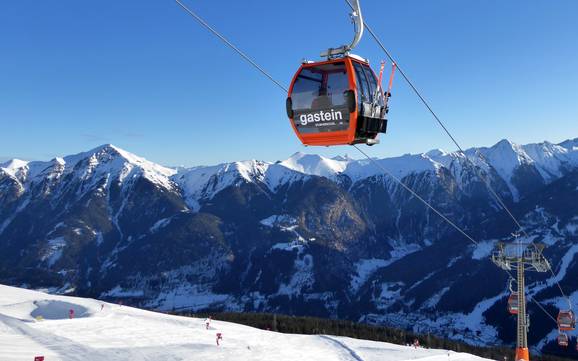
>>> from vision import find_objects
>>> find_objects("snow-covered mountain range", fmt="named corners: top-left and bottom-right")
top-left (1, 138), bottom-right (578, 357)
top-left (3, 138), bottom-right (577, 211)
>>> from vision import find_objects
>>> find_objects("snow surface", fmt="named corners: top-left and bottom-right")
top-left (470, 240), bottom-right (497, 260)
top-left (149, 217), bottom-right (172, 233)
top-left (41, 237), bottom-right (67, 267)
top-left (0, 159), bottom-right (29, 179)
top-left (280, 152), bottom-right (347, 179)
top-left (422, 287), bottom-right (451, 309)
top-left (259, 214), bottom-right (297, 228)
top-left (348, 244), bottom-right (419, 293)
top-left (366, 285), bottom-right (504, 347)
top-left (350, 259), bottom-right (392, 292)
top-left (0, 284), bottom-right (491, 361)
top-left (276, 252), bottom-right (314, 296)
top-left (476, 140), bottom-right (531, 199)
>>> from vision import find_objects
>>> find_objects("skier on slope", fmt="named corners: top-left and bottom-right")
top-left (216, 332), bottom-right (223, 346)
top-left (205, 316), bottom-right (212, 330)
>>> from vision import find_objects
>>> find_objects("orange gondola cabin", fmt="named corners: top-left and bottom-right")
top-left (508, 293), bottom-right (519, 314)
top-left (286, 55), bottom-right (388, 146)
top-left (558, 333), bottom-right (569, 347)
top-left (557, 310), bottom-right (576, 331)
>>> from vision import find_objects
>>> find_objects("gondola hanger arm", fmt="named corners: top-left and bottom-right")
top-left (321, 0), bottom-right (364, 58)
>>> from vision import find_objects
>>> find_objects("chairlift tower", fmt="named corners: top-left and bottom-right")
top-left (491, 235), bottom-right (550, 361)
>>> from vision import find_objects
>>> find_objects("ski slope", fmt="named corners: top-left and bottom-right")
top-left (0, 285), bottom-right (492, 361)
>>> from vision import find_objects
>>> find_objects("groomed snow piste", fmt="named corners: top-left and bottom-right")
top-left (0, 285), bottom-right (492, 361)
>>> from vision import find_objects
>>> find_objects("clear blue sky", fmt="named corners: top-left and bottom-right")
top-left (1, 1), bottom-right (577, 166)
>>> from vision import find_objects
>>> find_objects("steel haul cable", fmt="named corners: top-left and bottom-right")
top-left (173, 0), bottom-right (478, 246)
top-left (352, 145), bottom-right (478, 245)
top-left (353, 145), bottom-right (559, 326)
top-left (173, 0), bottom-right (564, 326)
top-left (344, 0), bottom-right (573, 310)
top-left (175, 0), bottom-right (288, 93)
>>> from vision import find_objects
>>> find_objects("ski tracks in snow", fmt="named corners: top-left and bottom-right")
top-left (319, 335), bottom-right (365, 361)
top-left (0, 313), bottom-right (112, 361)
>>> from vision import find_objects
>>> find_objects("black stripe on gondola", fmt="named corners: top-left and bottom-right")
top-left (297, 74), bottom-right (323, 83)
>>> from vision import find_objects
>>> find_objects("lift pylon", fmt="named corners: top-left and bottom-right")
top-left (491, 237), bottom-right (550, 361)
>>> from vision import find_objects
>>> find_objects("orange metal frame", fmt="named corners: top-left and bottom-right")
top-left (515, 347), bottom-right (530, 361)
top-left (287, 56), bottom-right (380, 147)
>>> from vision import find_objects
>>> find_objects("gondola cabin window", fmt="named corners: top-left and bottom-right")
top-left (291, 62), bottom-right (351, 134)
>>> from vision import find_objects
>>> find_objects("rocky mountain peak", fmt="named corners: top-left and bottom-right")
top-left (280, 152), bottom-right (348, 178)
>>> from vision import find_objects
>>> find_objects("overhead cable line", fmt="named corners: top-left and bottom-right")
top-left (354, 146), bottom-right (558, 326)
top-left (174, 0), bottom-right (478, 247)
top-left (352, 145), bottom-right (478, 245)
top-left (174, 0), bottom-right (566, 323)
top-left (344, 0), bottom-right (572, 309)
top-left (504, 269), bottom-right (559, 325)
top-left (175, 0), bottom-right (288, 93)
top-left (343, 0), bottom-right (528, 242)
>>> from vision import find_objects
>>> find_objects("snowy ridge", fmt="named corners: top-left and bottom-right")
top-left (478, 139), bottom-right (534, 184)
top-left (173, 160), bottom-right (307, 210)
top-left (0, 144), bottom-right (177, 193)
top-left (280, 152), bottom-right (348, 179)
top-left (0, 159), bottom-right (29, 179)
top-left (3, 138), bottom-right (578, 210)
top-left (172, 137), bottom-right (578, 206)
top-left (0, 145), bottom-right (181, 238)
top-left (0, 284), bottom-right (491, 361)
